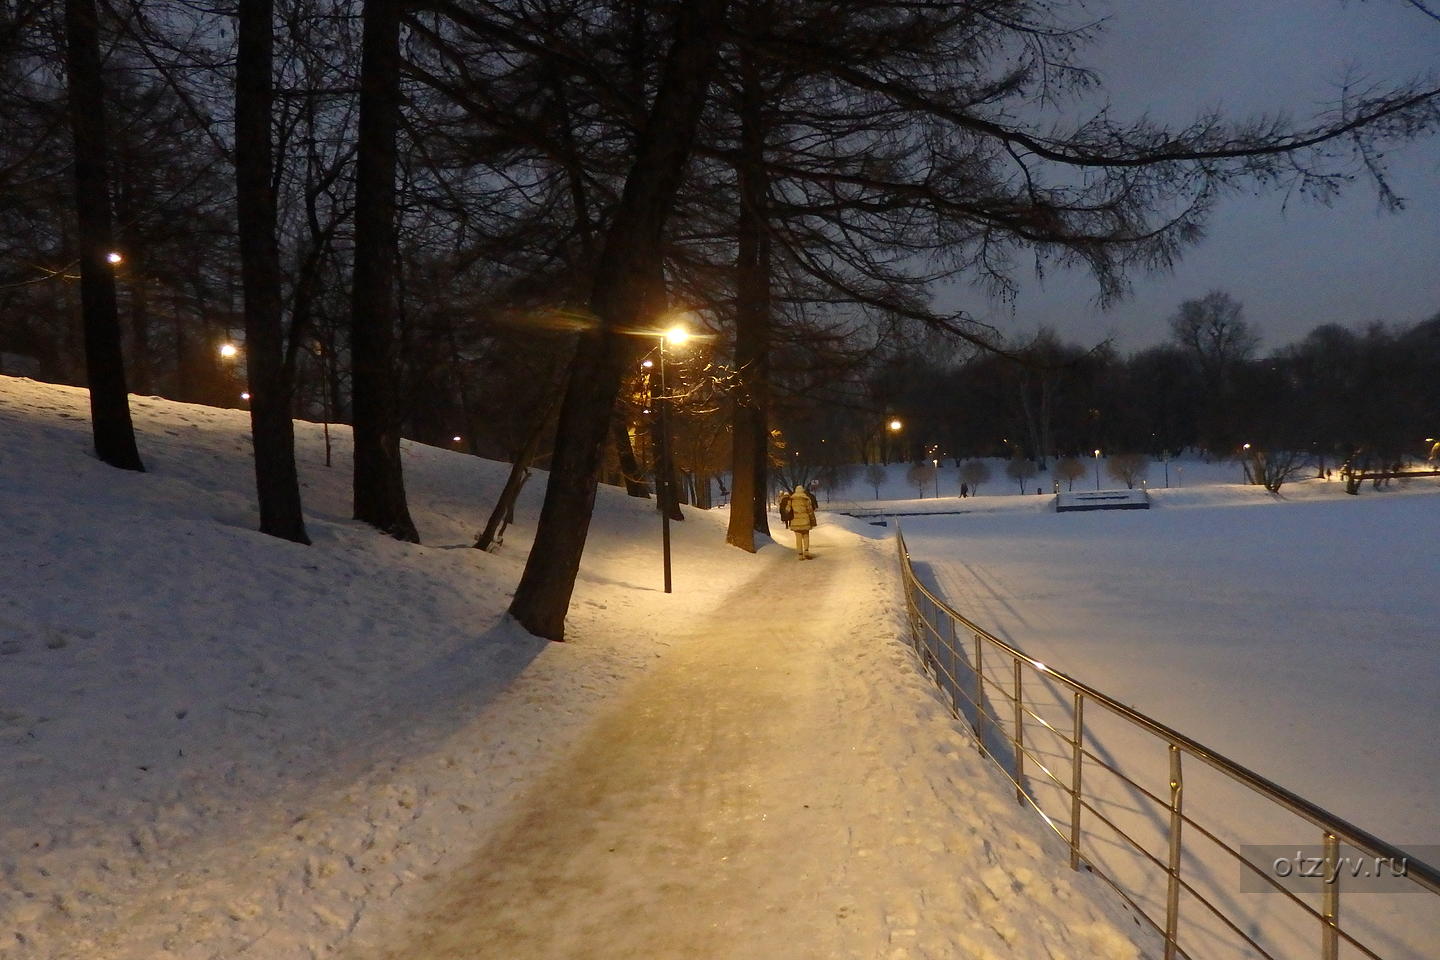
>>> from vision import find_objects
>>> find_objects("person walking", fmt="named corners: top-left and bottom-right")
top-left (789, 483), bottom-right (816, 559)
top-left (778, 489), bottom-right (794, 529)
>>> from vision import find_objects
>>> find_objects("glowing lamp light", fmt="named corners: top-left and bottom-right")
top-left (452, 435), bottom-right (462, 443)
top-left (219, 343), bottom-right (239, 359)
top-left (1093, 449), bottom-right (1101, 457)
top-left (889, 419), bottom-right (903, 432)
top-left (663, 325), bottom-right (690, 347)
top-left (106, 251), bottom-right (123, 265)
top-left (240, 391), bottom-right (251, 400)
top-left (1243, 443), bottom-right (1252, 450)
top-left (641, 359), bottom-right (654, 369)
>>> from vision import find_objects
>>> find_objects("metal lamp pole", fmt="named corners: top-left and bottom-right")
top-left (1094, 449), bottom-right (1101, 490)
top-left (655, 323), bottom-right (690, 594)
top-left (658, 335), bottom-right (673, 594)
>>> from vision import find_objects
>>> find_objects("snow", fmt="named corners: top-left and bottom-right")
top-left (1, 376), bottom-right (1153, 959)
top-left (897, 481), bottom-right (1440, 959)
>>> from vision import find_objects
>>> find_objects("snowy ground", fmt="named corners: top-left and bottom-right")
top-left (1, 376), bottom-right (1155, 959)
top-left (898, 483), bottom-right (1440, 959)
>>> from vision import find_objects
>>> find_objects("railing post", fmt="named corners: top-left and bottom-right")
top-left (948, 616), bottom-right (960, 716)
top-left (974, 633), bottom-right (986, 757)
top-left (1164, 744), bottom-right (1184, 960)
top-left (1070, 692), bottom-right (1084, 870)
top-left (1012, 656), bottom-right (1025, 803)
top-left (1321, 831), bottom-right (1340, 960)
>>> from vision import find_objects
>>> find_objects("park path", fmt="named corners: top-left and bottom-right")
top-left (344, 524), bottom-right (1151, 960)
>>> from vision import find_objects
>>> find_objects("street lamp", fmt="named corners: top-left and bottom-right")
top-left (106, 251), bottom-right (123, 265)
top-left (656, 323), bottom-right (690, 594)
top-left (886, 417), bottom-right (902, 463)
top-left (219, 342), bottom-right (239, 359)
top-left (1093, 448), bottom-right (1102, 490)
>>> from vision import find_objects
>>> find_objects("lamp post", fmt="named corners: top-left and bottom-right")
top-left (1094, 448), bottom-right (1101, 490)
top-left (657, 323), bottom-right (689, 594)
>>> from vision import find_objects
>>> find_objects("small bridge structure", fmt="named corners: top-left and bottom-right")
top-left (1055, 489), bottom-right (1150, 512)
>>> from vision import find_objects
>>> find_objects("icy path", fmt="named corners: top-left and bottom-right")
top-left (345, 525), bottom-right (1152, 960)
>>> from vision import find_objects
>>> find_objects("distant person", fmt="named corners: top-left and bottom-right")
top-left (960, 482), bottom-right (969, 498)
top-left (789, 483), bottom-right (816, 560)
top-left (778, 489), bottom-right (794, 529)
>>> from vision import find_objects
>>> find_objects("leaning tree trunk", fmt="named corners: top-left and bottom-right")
top-left (725, 23), bottom-right (773, 551)
top-left (476, 383), bottom-right (565, 552)
top-left (508, 0), bottom-right (727, 641)
top-left (350, 0), bottom-right (418, 542)
top-left (63, 0), bottom-right (143, 471)
top-left (235, 0), bottom-right (310, 544)
top-left (612, 419), bottom-right (651, 498)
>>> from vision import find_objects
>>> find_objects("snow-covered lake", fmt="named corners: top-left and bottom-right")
top-left (899, 484), bottom-right (1440, 959)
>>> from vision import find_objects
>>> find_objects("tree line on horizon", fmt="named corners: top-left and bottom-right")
top-left (845, 291), bottom-right (1440, 491)
top-left (3, 0), bottom-right (1438, 638)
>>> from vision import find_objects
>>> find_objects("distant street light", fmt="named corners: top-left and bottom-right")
top-left (219, 342), bottom-right (239, 359)
top-left (1094, 449), bottom-right (1101, 490)
top-left (106, 251), bottom-right (123, 265)
top-left (889, 418), bottom-right (902, 432)
top-left (240, 391), bottom-right (250, 401)
top-left (452, 435), bottom-right (462, 443)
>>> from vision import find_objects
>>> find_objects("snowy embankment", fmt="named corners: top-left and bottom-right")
top-left (900, 484), bottom-right (1440, 959)
top-left (2, 376), bottom-right (1154, 959)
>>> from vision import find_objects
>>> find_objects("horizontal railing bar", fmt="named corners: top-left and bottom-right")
top-left (897, 531), bottom-right (1440, 895)
top-left (1077, 799), bottom-right (1174, 872)
top-left (1078, 747), bottom-right (1174, 813)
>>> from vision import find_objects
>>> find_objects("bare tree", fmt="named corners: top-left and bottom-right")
top-left (960, 459), bottom-right (991, 496)
top-left (1005, 455), bottom-right (1037, 494)
top-left (234, 0), bottom-right (309, 544)
top-left (864, 463), bottom-right (886, 499)
top-left (1107, 453), bottom-right (1150, 490)
top-left (905, 461), bottom-right (935, 498)
top-left (63, 0), bottom-right (143, 471)
top-left (1055, 456), bottom-right (1086, 491)
top-left (1243, 447), bottom-right (1310, 493)
top-left (508, 0), bottom-right (729, 641)
top-left (351, 0), bottom-right (418, 542)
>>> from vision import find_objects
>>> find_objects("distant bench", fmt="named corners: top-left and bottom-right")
top-left (1055, 490), bottom-right (1150, 512)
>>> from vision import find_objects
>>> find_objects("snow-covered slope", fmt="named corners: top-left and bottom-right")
top-left (0, 377), bottom-right (767, 958)
top-left (1, 377), bottom-right (1155, 960)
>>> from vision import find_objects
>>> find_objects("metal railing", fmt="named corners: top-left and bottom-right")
top-left (895, 527), bottom-right (1440, 960)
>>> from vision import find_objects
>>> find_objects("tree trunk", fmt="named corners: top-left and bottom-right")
top-left (508, 0), bottom-right (727, 641)
top-left (612, 419), bottom-right (651, 497)
top-left (63, 0), bottom-right (143, 472)
top-left (235, 0), bottom-right (310, 545)
top-left (724, 16), bottom-right (773, 552)
top-left (350, 0), bottom-right (418, 542)
top-left (477, 386), bottom-right (564, 552)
